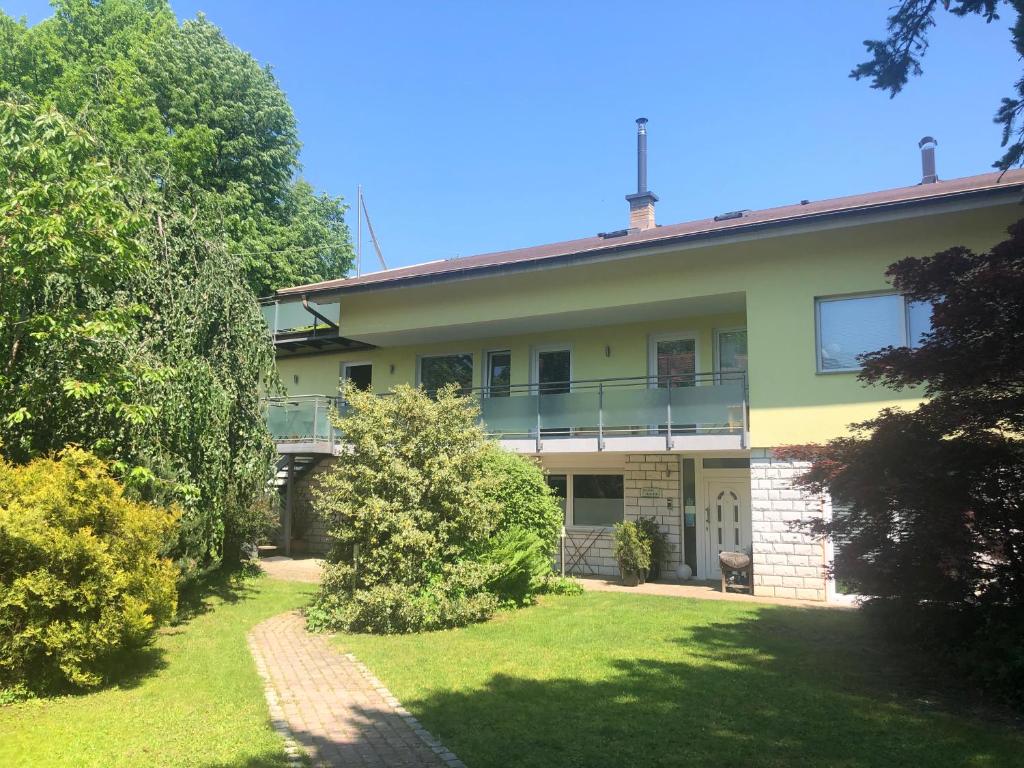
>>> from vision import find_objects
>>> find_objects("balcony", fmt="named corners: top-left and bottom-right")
top-left (260, 298), bottom-right (375, 357)
top-left (264, 394), bottom-right (343, 453)
top-left (264, 372), bottom-right (747, 454)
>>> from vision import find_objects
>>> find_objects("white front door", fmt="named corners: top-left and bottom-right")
top-left (703, 478), bottom-right (752, 579)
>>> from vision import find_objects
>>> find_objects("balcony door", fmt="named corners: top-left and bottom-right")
top-left (649, 332), bottom-right (698, 388)
top-left (341, 362), bottom-right (372, 394)
top-left (485, 350), bottom-right (512, 397)
top-left (533, 346), bottom-right (572, 437)
top-left (533, 346), bottom-right (571, 394)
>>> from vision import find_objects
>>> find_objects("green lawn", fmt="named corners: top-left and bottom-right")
top-left (339, 592), bottom-right (1024, 768)
top-left (0, 570), bottom-right (315, 768)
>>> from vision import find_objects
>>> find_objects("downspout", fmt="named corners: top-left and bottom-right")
top-left (301, 296), bottom-right (338, 331)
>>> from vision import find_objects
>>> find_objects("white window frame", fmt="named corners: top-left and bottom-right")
top-left (713, 327), bottom-right (747, 386)
top-left (548, 469), bottom-right (626, 530)
top-left (483, 348), bottom-right (513, 398)
top-left (814, 292), bottom-right (925, 374)
top-left (415, 352), bottom-right (475, 390)
top-left (530, 343), bottom-right (573, 394)
top-left (647, 331), bottom-right (700, 387)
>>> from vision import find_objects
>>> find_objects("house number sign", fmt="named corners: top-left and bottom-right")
top-left (640, 487), bottom-right (662, 498)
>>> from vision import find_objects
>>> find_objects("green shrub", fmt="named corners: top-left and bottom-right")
top-left (613, 521), bottom-right (651, 584)
top-left (308, 384), bottom-right (564, 634)
top-left (0, 448), bottom-right (178, 691)
top-left (635, 516), bottom-right (672, 578)
top-left (481, 526), bottom-right (552, 606)
top-left (480, 446), bottom-right (563, 552)
top-left (540, 576), bottom-right (585, 596)
top-left (307, 562), bottom-right (498, 634)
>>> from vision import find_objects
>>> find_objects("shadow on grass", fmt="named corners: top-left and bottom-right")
top-left (25, 565), bottom-right (265, 701)
top-left (173, 562), bottom-right (263, 626)
top-left (326, 607), bottom-right (1020, 768)
top-left (201, 753), bottom-right (305, 768)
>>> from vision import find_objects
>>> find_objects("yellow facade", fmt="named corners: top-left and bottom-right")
top-left (274, 201), bottom-right (1018, 446)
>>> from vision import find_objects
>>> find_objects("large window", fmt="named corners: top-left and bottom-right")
top-left (418, 353), bottom-right (473, 394)
top-left (545, 472), bottom-right (624, 528)
top-left (816, 294), bottom-right (932, 372)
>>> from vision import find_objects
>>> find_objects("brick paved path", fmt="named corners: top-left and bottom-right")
top-left (248, 611), bottom-right (463, 767)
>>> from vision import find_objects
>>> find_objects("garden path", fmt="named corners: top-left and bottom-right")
top-left (248, 611), bottom-right (464, 768)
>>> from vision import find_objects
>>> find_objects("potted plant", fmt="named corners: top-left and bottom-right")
top-left (613, 521), bottom-right (651, 587)
top-left (636, 516), bottom-right (671, 581)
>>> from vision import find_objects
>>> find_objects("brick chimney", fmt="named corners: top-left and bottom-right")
top-left (625, 117), bottom-right (658, 230)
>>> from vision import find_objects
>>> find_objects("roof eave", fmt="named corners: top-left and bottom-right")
top-left (276, 182), bottom-right (1024, 301)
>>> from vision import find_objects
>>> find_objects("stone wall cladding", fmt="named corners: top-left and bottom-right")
top-left (750, 449), bottom-right (830, 601)
top-left (564, 455), bottom-right (682, 578)
top-left (280, 457), bottom-right (335, 555)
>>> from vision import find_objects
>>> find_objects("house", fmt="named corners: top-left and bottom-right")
top-left (263, 122), bottom-right (1024, 601)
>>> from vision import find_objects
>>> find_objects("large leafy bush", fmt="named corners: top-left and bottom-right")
top-left (480, 445), bottom-right (563, 552)
top-left (0, 449), bottom-right (178, 692)
top-left (480, 526), bottom-right (552, 607)
top-left (308, 384), bottom-right (565, 634)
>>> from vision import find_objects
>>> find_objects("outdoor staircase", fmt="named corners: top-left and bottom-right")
top-left (270, 454), bottom-right (320, 490)
top-left (270, 452), bottom-right (323, 556)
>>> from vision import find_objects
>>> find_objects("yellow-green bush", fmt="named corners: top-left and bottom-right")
top-left (0, 448), bottom-right (178, 691)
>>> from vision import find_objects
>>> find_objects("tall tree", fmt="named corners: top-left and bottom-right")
top-left (782, 223), bottom-right (1024, 702)
top-left (0, 0), bottom-right (353, 294)
top-left (0, 100), bottom-right (147, 459)
top-left (853, 0), bottom-right (1024, 169)
top-left (0, 96), bottom-right (278, 564)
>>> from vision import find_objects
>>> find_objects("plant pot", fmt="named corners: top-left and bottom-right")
top-left (647, 560), bottom-right (662, 582)
top-left (618, 565), bottom-right (646, 587)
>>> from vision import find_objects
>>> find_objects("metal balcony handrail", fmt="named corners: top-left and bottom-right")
top-left (262, 371), bottom-right (748, 450)
top-left (262, 372), bottom-right (746, 401)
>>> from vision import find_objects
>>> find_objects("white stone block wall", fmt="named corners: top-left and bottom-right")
top-left (624, 455), bottom-right (682, 574)
top-left (750, 448), bottom-right (831, 601)
top-left (564, 454), bottom-right (682, 578)
top-left (562, 530), bottom-right (617, 576)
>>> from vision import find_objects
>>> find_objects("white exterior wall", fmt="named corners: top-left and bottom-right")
top-left (561, 454), bottom-right (683, 578)
top-left (750, 448), bottom-right (830, 601)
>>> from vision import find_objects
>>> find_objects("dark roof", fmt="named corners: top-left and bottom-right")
top-left (276, 170), bottom-right (1024, 298)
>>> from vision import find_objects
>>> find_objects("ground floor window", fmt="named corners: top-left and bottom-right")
top-left (545, 472), bottom-right (624, 527)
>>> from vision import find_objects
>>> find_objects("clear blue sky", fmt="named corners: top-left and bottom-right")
top-left (3, 1), bottom-right (1020, 270)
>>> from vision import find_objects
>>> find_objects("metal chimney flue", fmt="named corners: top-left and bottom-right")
top-left (625, 117), bottom-right (658, 230)
top-left (636, 117), bottom-right (648, 194)
top-left (919, 136), bottom-right (938, 184)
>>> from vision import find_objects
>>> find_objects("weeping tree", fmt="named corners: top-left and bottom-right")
top-left (0, 97), bottom-right (277, 566)
top-left (0, 0), bottom-right (354, 564)
top-left (126, 203), bottom-right (278, 565)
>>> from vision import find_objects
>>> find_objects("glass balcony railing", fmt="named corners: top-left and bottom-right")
top-left (263, 372), bottom-right (747, 448)
top-left (260, 299), bottom-right (341, 340)
top-left (264, 395), bottom-right (343, 443)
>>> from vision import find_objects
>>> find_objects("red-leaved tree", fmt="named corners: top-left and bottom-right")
top-left (781, 221), bottom-right (1024, 702)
